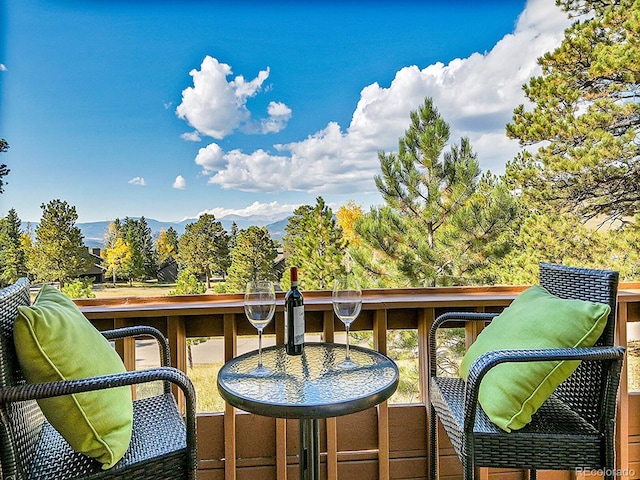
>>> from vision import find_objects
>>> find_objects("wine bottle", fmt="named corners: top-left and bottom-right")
top-left (285, 266), bottom-right (304, 355)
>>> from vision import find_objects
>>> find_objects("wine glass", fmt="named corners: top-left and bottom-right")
top-left (332, 275), bottom-right (362, 369)
top-left (244, 280), bottom-right (276, 377)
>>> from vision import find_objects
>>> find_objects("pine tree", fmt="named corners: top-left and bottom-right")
top-left (0, 139), bottom-right (9, 194)
top-left (0, 208), bottom-right (28, 286)
top-left (112, 217), bottom-right (157, 282)
top-left (176, 214), bottom-right (230, 288)
top-left (283, 205), bottom-right (312, 261)
top-left (506, 0), bottom-right (640, 223)
top-left (487, 211), bottom-right (613, 285)
top-left (225, 226), bottom-right (277, 293)
top-left (229, 222), bottom-right (239, 251)
top-left (119, 218), bottom-right (147, 283)
top-left (28, 200), bottom-right (92, 287)
top-left (355, 98), bottom-right (518, 286)
top-left (284, 197), bottom-right (346, 290)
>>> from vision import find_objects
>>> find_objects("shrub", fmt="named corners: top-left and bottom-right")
top-left (61, 278), bottom-right (96, 299)
top-left (169, 271), bottom-right (206, 295)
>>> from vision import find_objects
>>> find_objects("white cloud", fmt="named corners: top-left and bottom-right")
top-left (176, 56), bottom-right (290, 140)
top-left (195, 143), bottom-right (226, 174)
top-left (180, 131), bottom-right (201, 142)
top-left (197, 200), bottom-right (298, 220)
top-left (128, 177), bottom-right (146, 186)
top-left (0, 64), bottom-right (7, 72)
top-left (259, 101), bottom-right (292, 134)
top-left (192, 0), bottom-right (571, 193)
top-left (173, 175), bottom-right (186, 189)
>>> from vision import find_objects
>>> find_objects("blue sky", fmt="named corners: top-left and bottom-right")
top-left (0, 0), bottom-right (571, 224)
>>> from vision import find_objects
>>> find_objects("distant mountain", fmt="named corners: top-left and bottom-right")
top-left (265, 218), bottom-right (289, 240)
top-left (22, 214), bottom-right (291, 250)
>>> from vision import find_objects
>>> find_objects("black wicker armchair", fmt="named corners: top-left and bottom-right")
top-left (428, 263), bottom-right (625, 480)
top-left (0, 278), bottom-right (197, 479)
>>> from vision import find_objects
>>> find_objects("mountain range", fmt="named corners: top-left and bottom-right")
top-left (22, 214), bottom-right (291, 250)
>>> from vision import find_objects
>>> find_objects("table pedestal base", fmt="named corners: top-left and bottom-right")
top-left (300, 418), bottom-right (320, 480)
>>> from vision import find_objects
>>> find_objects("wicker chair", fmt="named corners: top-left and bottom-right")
top-left (428, 263), bottom-right (625, 480)
top-left (0, 278), bottom-right (197, 479)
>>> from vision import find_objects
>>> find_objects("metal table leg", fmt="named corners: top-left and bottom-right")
top-left (300, 418), bottom-right (320, 480)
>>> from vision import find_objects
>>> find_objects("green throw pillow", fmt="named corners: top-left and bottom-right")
top-left (459, 285), bottom-right (610, 432)
top-left (13, 285), bottom-right (133, 469)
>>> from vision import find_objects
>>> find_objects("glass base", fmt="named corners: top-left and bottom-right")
top-left (248, 365), bottom-right (273, 377)
top-left (337, 358), bottom-right (358, 370)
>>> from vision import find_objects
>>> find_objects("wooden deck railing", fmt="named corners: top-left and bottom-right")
top-left (76, 283), bottom-right (640, 480)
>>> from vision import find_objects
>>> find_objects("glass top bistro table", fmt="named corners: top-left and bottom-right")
top-left (217, 342), bottom-right (399, 480)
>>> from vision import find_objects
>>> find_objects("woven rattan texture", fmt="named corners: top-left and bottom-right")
top-left (540, 262), bottom-right (619, 428)
top-left (431, 377), bottom-right (601, 469)
top-left (428, 263), bottom-right (624, 480)
top-left (0, 279), bottom-right (46, 479)
top-left (0, 279), bottom-right (197, 480)
top-left (26, 394), bottom-right (187, 479)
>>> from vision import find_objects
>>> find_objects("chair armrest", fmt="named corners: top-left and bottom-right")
top-left (102, 326), bottom-right (171, 368)
top-left (463, 345), bottom-right (625, 433)
top-left (0, 367), bottom-right (197, 471)
top-left (428, 312), bottom-right (499, 377)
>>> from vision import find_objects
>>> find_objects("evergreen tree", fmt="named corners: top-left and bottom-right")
top-left (506, 0), bottom-right (640, 223)
top-left (28, 200), bottom-right (92, 287)
top-left (0, 139), bottom-right (9, 194)
top-left (487, 211), bottom-right (613, 285)
top-left (169, 270), bottom-right (206, 295)
top-left (119, 218), bottom-right (147, 283)
top-left (283, 197), bottom-right (346, 290)
top-left (439, 173), bottom-right (521, 284)
top-left (176, 214), bottom-right (230, 288)
top-left (225, 226), bottom-right (277, 293)
top-left (283, 205), bottom-right (312, 261)
top-left (117, 217), bottom-right (157, 282)
top-left (229, 222), bottom-right (239, 251)
top-left (355, 98), bottom-right (518, 286)
top-left (608, 217), bottom-right (640, 281)
top-left (0, 208), bottom-right (28, 286)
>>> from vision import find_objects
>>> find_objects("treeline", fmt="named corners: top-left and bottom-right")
top-left (2, 99), bottom-right (639, 294)
top-left (0, 197), bottom-right (346, 295)
top-left (2, 97), bottom-right (640, 294)
top-left (2, 1), bottom-right (639, 294)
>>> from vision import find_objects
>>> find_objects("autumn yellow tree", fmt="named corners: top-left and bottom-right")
top-left (336, 201), bottom-right (363, 247)
top-left (102, 237), bottom-right (133, 285)
top-left (155, 227), bottom-right (178, 265)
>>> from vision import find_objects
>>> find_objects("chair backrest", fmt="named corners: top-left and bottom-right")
top-left (0, 278), bottom-right (46, 479)
top-left (538, 262), bottom-right (619, 428)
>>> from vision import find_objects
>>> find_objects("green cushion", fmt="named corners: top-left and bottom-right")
top-left (14, 285), bottom-right (133, 469)
top-left (459, 285), bottom-right (610, 432)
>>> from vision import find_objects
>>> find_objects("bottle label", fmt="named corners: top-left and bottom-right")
top-left (293, 305), bottom-right (304, 345)
top-left (284, 310), bottom-right (288, 335)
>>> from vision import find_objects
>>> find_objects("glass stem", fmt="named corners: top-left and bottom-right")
top-left (258, 329), bottom-right (263, 368)
top-left (345, 325), bottom-right (350, 361)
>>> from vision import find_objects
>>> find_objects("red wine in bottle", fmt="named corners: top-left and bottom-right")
top-left (285, 266), bottom-right (304, 355)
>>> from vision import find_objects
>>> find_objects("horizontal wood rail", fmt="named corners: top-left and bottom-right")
top-left (75, 283), bottom-right (640, 480)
